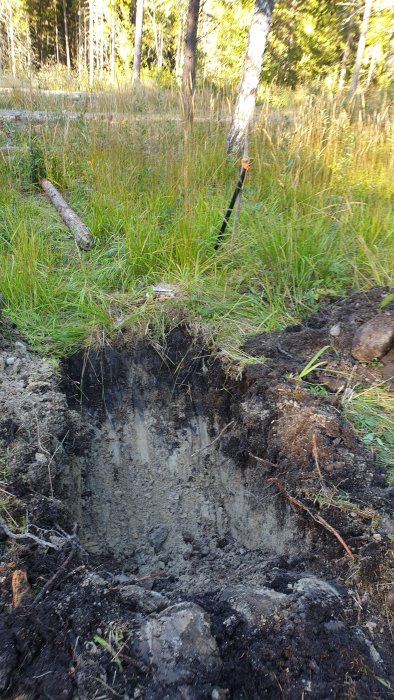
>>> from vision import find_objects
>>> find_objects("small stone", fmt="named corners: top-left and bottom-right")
top-left (148, 525), bottom-right (169, 553)
top-left (351, 315), bottom-right (394, 362)
top-left (329, 324), bottom-right (341, 337)
top-left (372, 533), bottom-right (382, 542)
top-left (183, 543), bottom-right (193, 560)
top-left (379, 518), bottom-right (394, 536)
top-left (14, 341), bottom-right (26, 351)
top-left (120, 585), bottom-right (168, 613)
top-left (112, 574), bottom-right (132, 584)
top-left (35, 452), bottom-right (47, 464)
top-left (6, 357), bottom-right (16, 366)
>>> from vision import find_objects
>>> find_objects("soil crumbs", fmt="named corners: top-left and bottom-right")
top-left (0, 287), bottom-right (393, 700)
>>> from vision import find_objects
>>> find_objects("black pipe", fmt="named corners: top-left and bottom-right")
top-left (214, 165), bottom-right (248, 250)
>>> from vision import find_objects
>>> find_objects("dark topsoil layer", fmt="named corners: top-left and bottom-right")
top-left (0, 287), bottom-right (393, 700)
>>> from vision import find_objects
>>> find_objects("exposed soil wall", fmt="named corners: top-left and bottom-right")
top-left (0, 288), bottom-right (393, 699)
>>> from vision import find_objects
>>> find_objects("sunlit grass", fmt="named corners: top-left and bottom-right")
top-left (0, 91), bottom-right (393, 356)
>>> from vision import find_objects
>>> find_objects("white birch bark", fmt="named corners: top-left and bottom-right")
top-left (348, 0), bottom-right (373, 97)
top-left (227, 0), bottom-right (275, 155)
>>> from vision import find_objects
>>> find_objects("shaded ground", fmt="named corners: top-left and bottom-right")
top-left (0, 287), bottom-right (393, 699)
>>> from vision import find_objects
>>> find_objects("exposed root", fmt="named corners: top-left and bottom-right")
top-left (267, 477), bottom-right (354, 559)
top-left (0, 513), bottom-right (78, 551)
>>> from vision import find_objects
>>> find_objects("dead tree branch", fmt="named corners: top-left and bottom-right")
top-left (40, 178), bottom-right (93, 250)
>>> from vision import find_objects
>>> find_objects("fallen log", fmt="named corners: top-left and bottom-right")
top-left (40, 178), bottom-right (93, 250)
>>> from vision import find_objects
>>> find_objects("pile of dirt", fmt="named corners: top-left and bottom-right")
top-left (0, 287), bottom-right (393, 699)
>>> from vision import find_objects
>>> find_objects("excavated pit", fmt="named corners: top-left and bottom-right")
top-left (2, 293), bottom-right (394, 698)
top-left (63, 338), bottom-right (305, 590)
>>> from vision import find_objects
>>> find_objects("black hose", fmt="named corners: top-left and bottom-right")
top-left (214, 164), bottom-right (249, 250)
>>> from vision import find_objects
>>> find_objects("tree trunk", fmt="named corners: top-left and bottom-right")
top-left (338, 18), bottom-right (354, 91)
top-left (99, 8), bottom-right (104, 79)
top-left (366, 43), bottom-right (378, 87)
top-left (41, 178), bottom-right (93, 251)
top-left (227, 0), bottom-right (275, 155)
top-left (8, 0), bottom-right (16, 78)
top-left (89, 0), bottom-right (94, 86)
top-left (77, 0), bottom-right (82, 75)
top-left (182, 0), bottom-right (200, 124)
top-left (53, 0), bottom-right (60, 64)
top-left (110, 0), bottom-right (116, 84)
top-left (62, 0), bottom-right (71, 69)
top-left (348, 0), bottom-right (373, 97)
top-left (175, 3), bottom-right (186, 85)
top-left (133, 0), bottom-right (144, 85)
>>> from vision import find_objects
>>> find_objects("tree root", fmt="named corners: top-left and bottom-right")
top-left (268, 477), bottom-right (354, 559)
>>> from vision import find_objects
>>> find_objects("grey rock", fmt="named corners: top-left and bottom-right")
top-left (293, 577), bottom-right (341, 601)
top-left (220, 585), bottom-right (288, 627)
top-left (119, 585), bottom-right (168, 613)
top-left (149, 525), bottom-right (169, 553)
top-left (378, 517), bottom-right (394, 536)
top-left (351, 315), bottom-right (394, 361)
top-left (132, 602), bottom-right (221, 685)
top-left (6, 357), bottom-right (16, 366)
top-left (112, 573), bottom-right (133, 584)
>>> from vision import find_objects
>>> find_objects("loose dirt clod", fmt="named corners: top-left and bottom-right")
top-left (0, 287), bottom-right (393, 699)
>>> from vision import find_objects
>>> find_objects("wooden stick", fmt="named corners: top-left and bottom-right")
top-left (40, 178), bottom-right (93, 250)
top-left (268, 477), bottom-right (354, 559)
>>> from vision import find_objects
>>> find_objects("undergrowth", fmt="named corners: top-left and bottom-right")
top-left (343, 384), bottom-right (394, 484)
top-left (0, 90), bottom-right (393, 357)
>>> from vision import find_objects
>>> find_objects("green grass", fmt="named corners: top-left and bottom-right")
top-left (0, 90), bottom-right (393, 356)
top-left (343, 385), bottom-right (394, 484)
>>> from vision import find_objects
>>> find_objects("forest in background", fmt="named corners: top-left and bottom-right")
top-left (0, 0), bottom-right (393, 94)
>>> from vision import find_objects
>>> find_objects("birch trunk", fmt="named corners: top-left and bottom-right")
top-left (110, 1), bottom-right (116, 84)
top-left (133, 0), bottom-right (144, 85)
top-left (62, 0), bottom-right (71, 69)
top-left (41, 178), bottom-right (93, 250)
top-left (227, 0), bottom-right (275, 155)
top-left (175, 4), bottom-right (186, 85)
top-left (338, 19), bottom-right (354, 91)
top-left (182, 0), bottom-right (200, 124)
top-left (89, 0), bottom-right (94, 86)
top-left (348, 0), bottom-right (373, 97)
top-left (8, 0), bottom-right (16, 78)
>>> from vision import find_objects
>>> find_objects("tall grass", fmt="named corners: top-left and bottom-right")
top-left (0, 90), bottom-right (392, 355)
